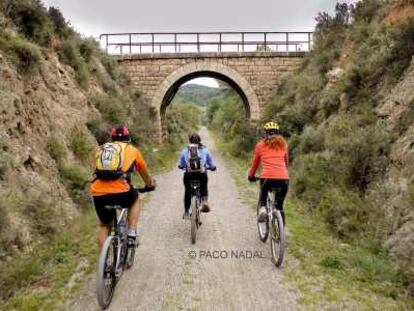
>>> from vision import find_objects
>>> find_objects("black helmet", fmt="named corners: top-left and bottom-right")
top-left (189, 133), bottom-right (201, 145)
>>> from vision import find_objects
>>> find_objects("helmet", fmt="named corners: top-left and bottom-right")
top-left (111, 125), bottom-right (131, 142)
top-left (263, 121), bottom-right (280, 131)
top-left (263, 121), bottom-right (280, 137)
top-left (189, 133), bottom-right (201, 145)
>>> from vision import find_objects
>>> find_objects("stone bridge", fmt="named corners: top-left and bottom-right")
top-left (117, 52), bottom-right (304, 140)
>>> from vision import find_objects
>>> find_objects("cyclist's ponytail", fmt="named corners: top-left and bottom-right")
top-left (262, 135), bottom-right (287, 151)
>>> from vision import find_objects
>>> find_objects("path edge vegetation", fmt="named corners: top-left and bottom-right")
top-left (212, 131), bottom-right (414, 310)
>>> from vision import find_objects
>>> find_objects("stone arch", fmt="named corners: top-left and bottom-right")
top-left (151, 62), bottom-right (261, 140)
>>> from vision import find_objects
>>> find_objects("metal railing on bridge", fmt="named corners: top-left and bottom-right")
top-left (99, 32), bottom-right (313, 56)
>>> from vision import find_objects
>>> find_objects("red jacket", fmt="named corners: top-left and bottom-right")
top-left (249, 142), bottom-right (289, 179)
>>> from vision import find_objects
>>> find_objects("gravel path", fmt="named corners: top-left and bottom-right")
top-left (71, 128), bottom-right (299, 311)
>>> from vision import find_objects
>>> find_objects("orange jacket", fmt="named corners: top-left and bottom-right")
top-left (90, 143), bottom-right (148, 196)
top-left (249, 142), bottom-right (289, 180)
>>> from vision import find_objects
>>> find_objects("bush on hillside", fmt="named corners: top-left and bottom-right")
top-left (69, 126), bottom-right (95, 162)
top-left (48, 6), bottom-right (73, 39)
top-left (324, 116), bottom-right (392, 191)
top-left (47, 135), bottom-right (66, 163)
top-left (317, 187), bottom-right (383, 241)
top-left (24, 198), bottom-right (58, 236)
top-left (57, 39), bottom-right (90, 88)
top-left (90, 95), bottom-right (129, 125)
top-left (352, 0), bottom-right (384, 23)
top-left (0, 35), bottom-right (41, 73)
top-left (6, 0), bottom-right (53, 46)
top-left (165, 100), bottom-right (201, 146)
top-left (60, 164), bottom-right (90, 206)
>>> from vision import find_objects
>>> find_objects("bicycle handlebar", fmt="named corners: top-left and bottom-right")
top-left (178, 166), bottom-right (217, 171)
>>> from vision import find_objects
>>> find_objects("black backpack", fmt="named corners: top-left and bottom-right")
top-left (186, 144), bottom-right (204, 173)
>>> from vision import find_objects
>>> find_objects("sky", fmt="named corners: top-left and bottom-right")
top-left (41, 0), bottom-right (342, 87)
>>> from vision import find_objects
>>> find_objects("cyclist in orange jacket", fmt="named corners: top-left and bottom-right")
top-left (248, 121), bottom-right (289, 224)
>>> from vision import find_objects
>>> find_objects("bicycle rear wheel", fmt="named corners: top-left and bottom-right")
top-left (97, 236), bottom-right (117, 309)
top-left (270, 210), bottom-right (285, 267)
top-left (190, 196), bottom-right (198, 244)
top-left (257, 202), bottom-right (269, 242)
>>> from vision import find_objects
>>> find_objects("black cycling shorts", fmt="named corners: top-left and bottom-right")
top-left (93, 187), bottom-right (138, 225)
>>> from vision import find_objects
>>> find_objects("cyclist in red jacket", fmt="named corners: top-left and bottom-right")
top-left (248, 121), bottom-right (289, 224)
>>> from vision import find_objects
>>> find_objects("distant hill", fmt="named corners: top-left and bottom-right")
top-left (174, 83), bottom-right (226, 106)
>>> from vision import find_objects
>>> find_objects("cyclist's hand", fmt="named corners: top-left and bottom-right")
top-left (248, 175), bottom-right (256, 183)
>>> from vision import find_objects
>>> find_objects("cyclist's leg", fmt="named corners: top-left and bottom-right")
top-left (258, 179), bottom-right (269, 222)
top-left (259, 179), bottom-right (269, 207)
top-left (200, 172), bottom-right (210, 212)
top-left (274, 180), bottom-right (289, 225)
top-left (93, 195), bottom-right (116, 248)
top-left (98, 224), bottom-right (111, 248)
top-left (183, 173), bottom-right (191, 213)
top-left (126, 187), bottom-right (139, 237)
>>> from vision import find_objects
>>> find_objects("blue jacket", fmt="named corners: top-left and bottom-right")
top-left (179, 145), bottom-right (215, 170)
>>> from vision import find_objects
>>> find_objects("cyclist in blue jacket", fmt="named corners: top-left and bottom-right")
top-left (178, 133), bottom-right (216, 219)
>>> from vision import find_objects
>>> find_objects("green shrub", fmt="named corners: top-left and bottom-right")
top-left (24, 198), bottom-right (58, 235)
top-left (46, 135), bottom-right (66, 162)
top-left (48, 6), bottom-right (73, 39)
top-left (292, 152), bottom-right (341, 207)
top-left (227, 121), bottom-right (258, 159)
top-left (69, 127), bottom-right (94, 162)
top-left (0, 35), bottom-right (41, 73)
top-left (60, 164), bottom-right (90, 206)
top-left (6, 0), bottom-right (53, 46)
top-left (317, 187), bottom-right (377, 240)
top-left (0, 198), bottom-right (12, 248)
top-left (60, 165), bottom-right (88, 191)
top-left (324, 116), bottom-right (392, 191)
top-left (86, 118), bottom-right (111, 145)
top-left (297, 126), bottom-right (325, 155)
top-left (0, 256), bottom-right (42, 301)
top-left (318, 87), bottom-right (341, 118)
top-left (91, 95), bottom-right (129, 125)
top-left (57, 39), bottom-right (90, 88)
top-left (78, 38), bottom-right (99, 63)
top-left (319, 256), bottom-right (344, 270)
top-left (352, 0), bottom-right (384, 23)
top-left (352, 250), bottom-right (400, 283)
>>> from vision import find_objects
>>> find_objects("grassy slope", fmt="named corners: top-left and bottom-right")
top-left (213, 132), bottom-right (414, 310)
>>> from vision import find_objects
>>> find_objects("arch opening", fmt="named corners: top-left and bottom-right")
top-left (160, 71), bottom-right (252, 124)
top-left (151, 62), bottom-right (261, 141)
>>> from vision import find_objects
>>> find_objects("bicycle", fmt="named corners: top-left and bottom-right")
top-left (180, 167), bottom-right (215, 244)
top-left (96, 186), bottom-right (154, 309)
top-left (252, 177), bottom-right (285, 267)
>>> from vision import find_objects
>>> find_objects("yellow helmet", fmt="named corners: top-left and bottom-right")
top-left (263, 121), bottom-right (280, 131)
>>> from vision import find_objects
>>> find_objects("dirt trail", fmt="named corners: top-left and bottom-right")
top-left (71, 128), bottom-right (298, 311)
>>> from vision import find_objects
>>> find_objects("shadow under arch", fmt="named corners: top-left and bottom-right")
top-left (152, 62), bottom-right (261, 140)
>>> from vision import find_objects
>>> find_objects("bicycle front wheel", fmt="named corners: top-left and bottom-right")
top-left (270, 210), bottom-right (285, 267)
top-left (190, 196), bottom-right (198, 244)
top-left (97, 236), bottom-right (117, 309)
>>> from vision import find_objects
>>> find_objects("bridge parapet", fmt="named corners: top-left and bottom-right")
top-left (100, 32), bottom-right (313, 56)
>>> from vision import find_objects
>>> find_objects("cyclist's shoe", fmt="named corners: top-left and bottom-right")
top-left (258, 206), bottom-right (268, 223)
top-left (183, 211), bottom-right (190, 220)
top-left (127, 236), bottom-right (139, 248)
top-left (201, 198), bottom-right (210, 213)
